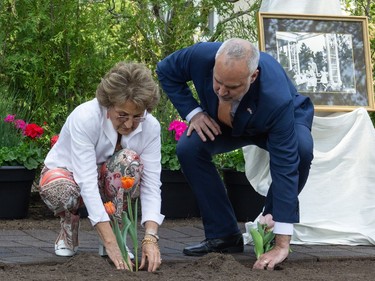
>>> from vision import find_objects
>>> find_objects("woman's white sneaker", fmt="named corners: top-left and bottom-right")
top-left (125, 245), bottom-right (135, 260)
top-left (98, 243), bottom-right (134, 259)
top-left (55, 240), bottom-right (78, 257)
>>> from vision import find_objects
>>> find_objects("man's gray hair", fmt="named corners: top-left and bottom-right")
top-left (216, 38), bottom-right (260, 73)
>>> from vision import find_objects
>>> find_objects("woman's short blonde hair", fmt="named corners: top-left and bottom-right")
top-left (96, 62), bottom-right (160, 112)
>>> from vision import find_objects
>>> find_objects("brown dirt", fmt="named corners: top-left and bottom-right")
top-left (1, 253), bottom-right (375, 281)
top-left (0, 193), bottom-right (374, 280)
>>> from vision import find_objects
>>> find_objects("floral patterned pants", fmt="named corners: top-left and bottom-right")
top-left (38, 149), bottom-right (143, 251)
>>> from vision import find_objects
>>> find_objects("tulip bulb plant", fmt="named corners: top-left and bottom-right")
top-left (104, 176), bottom-right (139, 271)
top-left (249, 222), bottom-right (275, 259)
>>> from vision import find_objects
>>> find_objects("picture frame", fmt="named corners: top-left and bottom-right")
top-left (258, 12), bottom-right (374, 112)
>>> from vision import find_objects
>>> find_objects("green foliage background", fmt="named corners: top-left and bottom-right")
top-left (341, 0), bottom-right (375, 123)
top-left (0, 0), bottom-right (374, 169)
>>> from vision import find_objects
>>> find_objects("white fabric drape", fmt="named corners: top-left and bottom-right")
top-left (243, 108), bottom-right (375, 245)
top-left (243, 0), bottom-right (375, 246)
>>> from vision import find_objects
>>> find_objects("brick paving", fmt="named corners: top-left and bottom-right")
top-left (0, 218), bottom-right (374, 265)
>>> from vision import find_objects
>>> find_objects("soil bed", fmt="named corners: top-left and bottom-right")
top-left (0, 193), bottom-right (374, 280)
top-left (1, 253), bottom-right (374, 281)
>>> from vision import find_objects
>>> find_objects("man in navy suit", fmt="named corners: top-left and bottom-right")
top-left (156, 38), bottom-right (314, 270)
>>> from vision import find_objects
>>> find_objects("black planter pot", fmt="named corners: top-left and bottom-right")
top-left (0, 166), bottom-right (36, 219)
top-left (223, 169), bottom-right (265, 222)
top-left (160, 169), bottom-right (200, 219)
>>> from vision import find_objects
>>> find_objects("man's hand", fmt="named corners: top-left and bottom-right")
top-left (187, 112), bottom-right (221, 141)
top-left (252, 234), bottom-right (290, 270)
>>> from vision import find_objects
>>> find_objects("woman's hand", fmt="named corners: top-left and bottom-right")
top-left (95, 221), bottom-right (131, 270)
top-left (139, 236), bottom-right (162, 272)
top-left (139, 221), bottom-right (162, 272)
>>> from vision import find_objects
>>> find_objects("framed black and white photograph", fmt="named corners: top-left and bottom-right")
top-left (258, 13), bottom-right (374, 112)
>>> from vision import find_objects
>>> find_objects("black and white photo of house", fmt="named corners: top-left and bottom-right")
top-left (275, 31), bottom-right (356, 94)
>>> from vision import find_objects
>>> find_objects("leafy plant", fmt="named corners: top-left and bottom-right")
top-left (0, 0), bottom-right (264, 137)
top-left (214, 149), bottom-right (246, 172)
top-left (161, 140), bottom-right (181, 171)
top-left (0, 114), bottom-right (47, 170)
top-left (104, 176), bottom-right (139, 271)
top-left (161, 117), bottom-right (246, 172)
top-left (0, 99), bottom-right (21, 148)
top-left (249, 222), bottom-right (275, 259)
top-left (0, 142), bottom-right (44, 170)
top-left (161, 119), bottom-right (188, 170)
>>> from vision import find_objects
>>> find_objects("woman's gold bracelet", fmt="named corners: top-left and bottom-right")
top-left (142, 237), bottom-right (159, 247)
top-left (145, 232), bottom-right (159, 241)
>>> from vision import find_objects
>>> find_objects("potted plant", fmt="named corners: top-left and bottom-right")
top-left (0, 108), bottom-right (49, 219)
top-left (0, 114), bottom-right (45, 170)
top-left (161, 119), bottom-right (189, 174)
top-left (160, 119), bottom-right (200, 218)
top-left (216, 149), bottom-right (266, 222)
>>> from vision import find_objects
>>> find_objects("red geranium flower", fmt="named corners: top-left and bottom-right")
top-left (23, 123), bottom-right (44, 139)
top-left (50, 135), bottom-right (59, 148)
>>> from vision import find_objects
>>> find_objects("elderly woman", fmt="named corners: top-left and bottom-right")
top-left (38, 62), bottom-right (164, 272)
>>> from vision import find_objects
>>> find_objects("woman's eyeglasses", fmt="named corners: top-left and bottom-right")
top-left (116, 111), bottom-right (147, 124)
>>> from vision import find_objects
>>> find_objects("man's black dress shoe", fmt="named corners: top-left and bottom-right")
top-left (183, 233), bottom-right (244, 256)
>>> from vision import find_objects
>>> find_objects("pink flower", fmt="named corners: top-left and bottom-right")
top-left (168, 120), bottom-right (188, 141)
top-left (4, 114), bottom-right (16, 123)
top-left (14, 119), bottom-right (27, 130)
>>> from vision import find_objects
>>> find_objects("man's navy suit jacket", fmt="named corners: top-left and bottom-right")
top-left (157, 42), bottom-right (314, 223)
